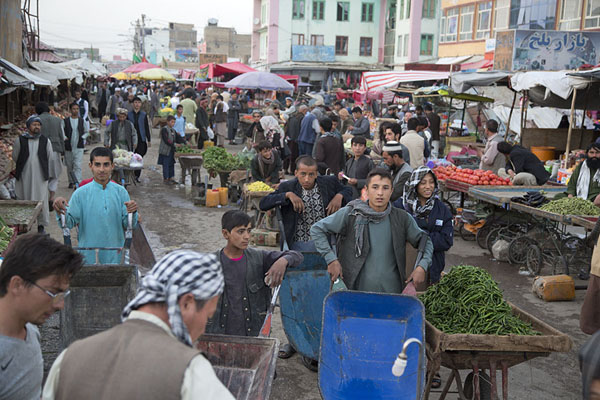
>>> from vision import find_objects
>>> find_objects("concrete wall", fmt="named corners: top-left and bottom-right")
top-left (0, 0), bottom-right (23, 66)
top-left (393, 0), bottom-right (440, 66)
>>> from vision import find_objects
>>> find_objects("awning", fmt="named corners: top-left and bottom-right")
top-left (59, 57), bottom-right (107, 77)
top-left (510, 70), bottom-right (592, 100)
top-left (460, 58), bottom-right (493, 71)
top-left (437, 89), bottom-right (494, 103)
top-left (436, 55), bottom-right (474, 65)
top-left (276, 74), bottom-right (300, 88)
top-left (360, 70), bottom-right (450, 92)
top-left (450, 71), bottom-right (510, 93)
top-left (0, 57), bottom-right (51, 87)
top-left (210, 62), bottom-right (255, 78)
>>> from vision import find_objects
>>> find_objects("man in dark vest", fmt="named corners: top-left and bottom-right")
top-left (310, 168), bottom-right (433, 292)
top-left (128, 96), bottom-right (151, 181)
top-left (74, 90), bottom-right (89, 130)
top-left (96, 82), bottom-right (109, 122)
top-left (42, 250), bottom-right (235, 399)
top-left (63, 103), bottom-right (89, 188)
top-left (12, 115), bottom-right (54, 233)
top-left (104, 108), bottom-right (137, 152)
top-left (36, 102), bottom-right (65, 203)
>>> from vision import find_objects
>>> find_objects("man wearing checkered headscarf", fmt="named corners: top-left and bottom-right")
top-left (43, 251), bottom-right (234, 400)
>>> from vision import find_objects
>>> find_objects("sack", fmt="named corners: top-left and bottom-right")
top-left (207, 126), bottom-right (215, 139)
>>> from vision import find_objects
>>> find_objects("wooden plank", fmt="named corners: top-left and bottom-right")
top-left (468, 186), bottom-right (564, 207)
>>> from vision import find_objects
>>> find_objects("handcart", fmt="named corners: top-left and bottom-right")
top-left (176, 154), bottom-right (203, 185)
top-left (112, 165), bottom-right (143, 187)
top-left (240, 185), bottom-right (276, 230)
top-left (0, 199), bottom-right (43, 233)
top-left (319, 292), bottom-right (427, 400)
top-left (424, 302), bottom-right (572, 400)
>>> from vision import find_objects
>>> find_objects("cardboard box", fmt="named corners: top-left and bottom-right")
top-left (250, 229), bottom-right (279, 247)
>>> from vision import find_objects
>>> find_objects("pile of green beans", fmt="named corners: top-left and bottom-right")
top-left (540, 197), bottom-right (600, 216)
top-left (419, 265), bottom-right (539, 335)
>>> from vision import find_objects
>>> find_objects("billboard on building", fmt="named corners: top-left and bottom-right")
top-left (494, 30), bottom-right (600, 71)
top-left (291, 45), bottom-right (335, 62)
top-left (175, 49), bottom-right (198, 63)
top-left (198, 53), bottom-right (227, 64)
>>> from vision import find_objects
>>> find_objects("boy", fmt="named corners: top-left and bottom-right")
top-left (174, 104), bottom-right (186, 139)
top-left (341, 136), bottom-right (374, 199)
top-left (207, 210), bottom-right (303, 336)
top-left (250, 140), bottom-right (283, 184)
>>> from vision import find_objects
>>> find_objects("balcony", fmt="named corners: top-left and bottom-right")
top-left (291, 45), bottom-right (335, 62)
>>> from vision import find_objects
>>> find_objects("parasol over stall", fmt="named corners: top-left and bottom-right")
top-left (225, 71), bottom-right (295, 91)
top-left (136, 68), bottom-right (176, 81)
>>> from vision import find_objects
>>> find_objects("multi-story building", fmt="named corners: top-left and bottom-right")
top-left (142, 23), bottom-right (198, 64)
top-left (251, 0), bottom-right (387, 88)
top-left (145, 28), bottom-right (171, 65)
top-left (202, 19), bottom-right (252, 63)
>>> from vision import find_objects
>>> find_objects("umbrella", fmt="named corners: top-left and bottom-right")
top-left (136, 68), bottom-right (176, 81)
top-left (122, 62), bottom-right (159, 74)
top-left (111, 71), bottom-right (137, 80)
top-left (225, 71), bottom-right (294, 91)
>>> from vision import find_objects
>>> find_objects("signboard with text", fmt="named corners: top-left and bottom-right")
top-left (198, 53), bottom-right (227, 65)
top-left (291, 45), bottom-right (335, 62)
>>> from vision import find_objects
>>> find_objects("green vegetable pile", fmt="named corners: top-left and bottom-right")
top-left (0, 216), bottom-right (14, 254)
top-left (176, 145), bottom-right (198, 154)
top-left (540, 197), bottom-right (600, 216)
top-left (419, 265), bottom-right (539, 335)
top-left (202, 147), bottom-right (246, 172)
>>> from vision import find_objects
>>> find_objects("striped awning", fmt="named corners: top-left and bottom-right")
top-left (360, 70), bottom-right (450, 92)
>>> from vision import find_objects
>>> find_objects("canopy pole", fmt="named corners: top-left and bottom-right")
top-left (519, 93), bottom-right (525, 145)
top-left (565, 89), bottom-right (578, 162)
top-left (506, 91), bottom-right (517, 139)
top-left (460, 99), bottom-right (467, 135)
top-left (579, 85), bottom-right (591, 149)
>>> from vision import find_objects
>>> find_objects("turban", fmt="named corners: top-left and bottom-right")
top-left (26, 115), bottom-right (42, 128)
top-left (382, 141), bottom-right (405, 154)
top-left (122, 250), bottom-right (224, 346)
top-left (116, 108), bottom-right (128, 115)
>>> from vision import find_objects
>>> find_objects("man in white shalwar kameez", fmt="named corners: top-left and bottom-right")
top-left (12, 115), bottom-right (54, 233)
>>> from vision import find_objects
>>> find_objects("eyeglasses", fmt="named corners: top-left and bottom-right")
top-left (28, 281), bottom-right (71, 303)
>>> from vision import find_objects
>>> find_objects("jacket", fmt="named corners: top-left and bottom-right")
top-left (285, 111), bottom-right (304, 142)
top-left (38, 112), bottom-right (65, 153)
top-left (343, 155), bottom-right (375, 199)
top-left (314, 134), bottom-right (344, 176)
top-left (63, 116), bottom-right (86, 151)
top-left (390, 162), bottom-right (413, 202)
top-left (250, 150), bottom-right (282, 183)
top-left (351, 116), bottom-right (370, 137)
top-left (107, 120), bottom-right (137, 151)
top-left (128, 110), bottom-right (150, 143)
top-left (393, 198), bottom-right (453, 283)
top-left (400, 130), bottom-right (425, 169)
top-left (479, 134), bottom-right (505, 173)
top-left (566, 162), bottom-right (600, 201)
top-left (505, 145), bottom-right (550, 185)
top-left (298, 112), bottom-right (318, 144)
top-left (14, 134), bottom-right (50, 181)
top-left (159, 126), bottom-right (185, 156)
top-left (425, 111), bottom-right (441, 141)
top-left (259, 175), bottom-right (353, 246)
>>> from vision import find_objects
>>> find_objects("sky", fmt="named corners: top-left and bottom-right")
top-left (38, 0), bottom-right (253, 60)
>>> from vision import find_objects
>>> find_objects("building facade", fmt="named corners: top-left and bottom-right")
top-left (203, 20), bottom-right (251, 63)
top-left (142, 23), bottom-right (198, 64)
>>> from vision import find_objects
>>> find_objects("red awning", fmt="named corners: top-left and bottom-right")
top-left (210, 62), bottom-right (255, 78)
top-left (460, 59), bottom-right (493, 71)
top-left (196, 81), bottom-right (227, 90)
top-left (276, 74), bottom-right (300, 88)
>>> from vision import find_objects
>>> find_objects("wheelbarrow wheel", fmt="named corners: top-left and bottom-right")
top-left (459, 222), bottom-right (476, 241)
top-left (463, 371), bottom-right (492, 400)
top-left (476, 223), bottom-right (493, 249)
top-left (526, 244), bottom-right (543, 276)
top-left (508, 236), bottom-right (534, 265)
top-left (486, 227), bottom-right (502, 254)
top-left (301, 356), bottom-right (319, 372)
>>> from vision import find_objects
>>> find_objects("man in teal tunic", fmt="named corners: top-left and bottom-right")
top-left (53, 147), bottom-right (138, 264)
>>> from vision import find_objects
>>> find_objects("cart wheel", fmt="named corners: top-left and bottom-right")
top-left (562, 237), bottom-right (591, 271)
top-left (463, 372), bottom-right (492, 400)
top-left (443, 199), bottom-right (455, 216)
top-left (508, 237), bottom-right (534, 265)
top-left (486, 227), bottom-right (502, 254)
top-left (459, 222), bottom-right (476, 241)
top-left (476, 224), bottom-right (493, 249)
top-left (526, 244), bottom-right (543, 276)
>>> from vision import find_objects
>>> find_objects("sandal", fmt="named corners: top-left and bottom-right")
top-left (431, 373), bottom-right (442, 389)
top-left (277, 343), bottom-right (296, 359)
top-left (301, 356), bottom-right (319, 372)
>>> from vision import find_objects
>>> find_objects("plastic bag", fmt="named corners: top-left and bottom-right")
top-left (130, 153), bottom-right (144, 168)
top-left (207, 126), bottom-right (215, 139)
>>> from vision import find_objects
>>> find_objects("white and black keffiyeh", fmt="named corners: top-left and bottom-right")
top-left (577, 160), bottom-right (600, 200)
top-left (403, 166), bottom-right (439, 218)
top-left (122, 250), bottom-right (224, 346)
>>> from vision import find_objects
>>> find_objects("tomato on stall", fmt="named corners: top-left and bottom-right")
top-left (432, 165), bottom-right (513, 186)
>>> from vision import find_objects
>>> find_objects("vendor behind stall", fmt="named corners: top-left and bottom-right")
top-left (250, 141), bottom-right (282, 185)
top-left (497, 142), bottom-right (550, 186)
top-left (473, 119), bottom-right (504, 173)
top-left (558, 143), bottom-right (600, 205)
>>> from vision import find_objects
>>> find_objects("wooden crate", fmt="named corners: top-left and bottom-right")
top-left (250, 229), bottom-right (279, 247)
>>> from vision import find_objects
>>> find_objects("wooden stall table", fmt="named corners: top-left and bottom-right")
top-left (0, 200), bottom-right (43, 234)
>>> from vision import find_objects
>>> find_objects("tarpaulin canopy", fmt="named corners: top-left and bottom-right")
top-left (60, 57), bottom-right (107, 77)
top-left (0, 57), bottom-right (52, 87)
top-left (510, 70), bottom-right (592, 100)
top-left (27, 60), bottom-right (80, 88)
top-left (360, 70), bottom-right (450, 92)
top-left (450, 71), bottom-right (510, 93)
top-left (210, 62), bottom-right (255, 78)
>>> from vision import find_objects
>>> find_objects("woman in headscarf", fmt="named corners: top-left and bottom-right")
top-left (393, 166), bottom-right (453, 285)
top-left (260, 116), bottom-right (284, 154)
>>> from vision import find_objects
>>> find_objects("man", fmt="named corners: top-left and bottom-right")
top-left (382, 104), bottom-right (398, 119)
top-left (106, 87), bottom-right (123, 120)
top-left (174, 104), bottom-right (186, 139)
top-left (246, 111), bottom-right (265, 145)
top-left (497, 141), bottom-right (550, 186)
top-left (128, 96), bottom-right (152, 180)
top-left (281, 97), bottom-right (296, 119)
top-left (180, 92), bottom-right (197, 142)
top-left (96, 82), bottom-right (109, 122)
top-left (310, 169), bottom-right (433, 292)
top-left (473, 119), bottom-right (504, 174)
top-left (401, 111), bottom-right (413, 134)
top-left (53, 147), bottom-right (139, 265)
top-left (400, 117), bottom-right (426, 169)
top-left (346, 107), bottom-right (370, 138)
top-left (342, 136), bottom-right (375, 199)
top-left (195, 96), bottom-right (210, 149)
top-left (105, 108), bottom-right (138, 151)
top-left (314, 117), bottom-right (344, 176)
top-left (64, 103), bottom-right (89, 188)
top-left (283, 105), bottom-right (307, 174)
top-left (227, 92), bottom-right (242, 145)
top-left (297, 105), bottom-right (320, 156)
top-left (124, 92), bottom-right (135, 113)
top-left (384, 123), bottom-right (410, 164)
top-left (37, 102), bottom-right (65, 204)
top-left (42, 250), bottom-right (234, 399)
top-left (251, 140), bottom-right (282, 184)
top-left (260, 156), bottom-right (352, 250)
top-left (149, 84), bottom-right (160, 121)
top-left (580, 331), bottom-right (600, 400)
top-left (214, 95), bottom-right (229, 147)
top-left (424, 104), bottom-right (441, 158)
top-left (0, 234), bottom-right (83, 400)
top-left (382, 141), bottom-right (413, 202)
top-left (333, 101), bottom-right (343, 115)
top-left (74, 91), bottom-right (89, 129)
top-left (12, 115), bottom-right (54, 233)
top-left (561, 143), bottom-right (600, 205)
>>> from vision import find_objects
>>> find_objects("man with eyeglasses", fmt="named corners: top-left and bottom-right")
top-left (0, 234), bottom-right (83, 400)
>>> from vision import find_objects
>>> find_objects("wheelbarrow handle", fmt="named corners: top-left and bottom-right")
top-left (275, 206), bottom-right (288, 251)
top-left (60, 214), bottom-right (72, 246)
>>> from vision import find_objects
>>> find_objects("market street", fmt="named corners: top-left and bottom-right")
top-left (40, 131), bottom-right (587, 399)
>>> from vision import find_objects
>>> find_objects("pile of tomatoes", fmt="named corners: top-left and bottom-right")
top-left (433, 164), bottom-right (512, 186)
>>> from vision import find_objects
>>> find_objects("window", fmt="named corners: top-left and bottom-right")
top-left (312, 0), bottom-right (325, 20)
top-left (459, 6), bottom-right (474, 41)
top-left (559, 0), bottom-right (582, 30)
top-left (494, 0), bottom-right (510, 30)
top-left (361, 3), bottom-right (374, 22)
top-left (337, 2), bottom-right (350, 21)
top-left (423, 0), bottom-right (435, 19)
top-left (397, 34), bottom-right (403, 56)
top-left (335, 36), bottom-right (348, 55)
top-left (292, 33), bottom-right (305, 45)
top-left (407, 0), bottom-right (411, 18)
top-left (399, 0), bottom-right (405, 19)
top-left (260, 33), bottom-right (268, 59)
top-left (293, 0), bottom-right (305, 19)
top-left (359, 37), bottom-right (373, 56)
top-left (585, 0), bottom-right (600, 28)
top-left (420, 34), bottom-right (433, 55)
top-left (476, 2), bottom-right (492, 39)
top-left (388, 2), bottom-right (397, 28)
top-left (310, 34), bottom-right (324, 46)
top-left (440, 8), bottom-right (459, 42)
top-left (403, 34), bottom-right (409, 56)
top-left (261, 0), bottom-right (268, 26)
top-left (510, 0), bottom-right (557, 30)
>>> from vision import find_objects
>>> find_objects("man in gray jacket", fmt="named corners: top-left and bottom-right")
top-left (36, 102), bottom-right (65, 202)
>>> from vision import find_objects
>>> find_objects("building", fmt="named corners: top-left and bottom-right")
top-left (251, 0), bottom-right (387, 88)
top-left (145, 28), bottom-right (171, 65)
top-left (169, 22), bottom-right (198, 62)
top-left (439, 0), bottom-right (600, 62)
top-left (202, 19), bottom-right (251, 63)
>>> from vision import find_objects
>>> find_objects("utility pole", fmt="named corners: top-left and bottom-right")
top-left (133, 18), bottom-right (140, 57)
top-left (141, 14), bottom-right (146, 59)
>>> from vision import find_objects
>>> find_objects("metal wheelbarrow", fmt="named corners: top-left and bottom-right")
top-left (319, 291), bottom-right (427, 400)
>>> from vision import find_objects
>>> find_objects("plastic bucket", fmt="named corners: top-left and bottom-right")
top-left (206, 189), bottom-right (220, 207)
top-left (531, 146), bottom-right (556, 162)
top-left (204, 141), bottom-right (214, 148)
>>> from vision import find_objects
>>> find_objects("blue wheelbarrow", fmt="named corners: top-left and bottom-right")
top-left (319, 291), bottom-right (427, 400)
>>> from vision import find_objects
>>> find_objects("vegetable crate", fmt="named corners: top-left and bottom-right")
top-left (424, 302), bottom-right (572, 400)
